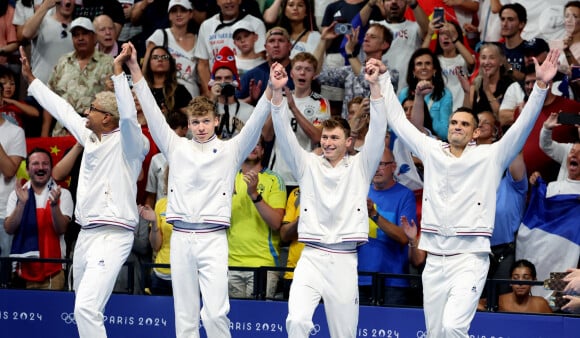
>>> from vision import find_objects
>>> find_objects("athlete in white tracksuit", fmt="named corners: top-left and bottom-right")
top-left (380, 50), bottom-right (560, 337)
top-left (271, 59), bottom-right (387, 338)
top-left (119, 43), bottom-right (272, 338)
top-left (21, 50), bottom-right (149, 338)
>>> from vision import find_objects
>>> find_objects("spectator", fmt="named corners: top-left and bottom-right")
top-left (0, 66), bottom-right (40, 131)
top-left (316, 22), bottom-right (394, 118)
top-left (499, 3), bottom-right (527, 82)
top-left (347, 96), bottom-right (370, 152)
top-left (422, 19), bottom-right (475, 112)
top-left (501, 0), bottom-right (568, 41)
top-left (142, 46), bottom-right (191, 116)
top-left (263, 52), bottom-right (330, 189)
top-left (358, 0), bottom-right (428, 94)
top-left (4, 148), bottom-right (73, 290)
top-left (359, 148), bottom-right (417, 306)
top-left (140, 186), bottom-right (173, 295)
top-left (93, 14), bottom-right (119, 56)
top-left (551, 1), bottom-right (580, 75)
top-left (271, 58), bottom-right (387, 337)
top-left (380, 47), bottom-right (559, 337)
top-left (0, 2), bottom-right (18, 69)
top-left (228, 137), bottom-right (286, 299)
top-left (516, 154), bottom-right (580, 300)
top-left (123, 41), bottom-right (272, 337)
top-left (398, 48), bottom-right (453, 140)
top-left (464, 0), bottom-right (502, 45)
top-left (540, 112), bottom-right (580, 181)
top-left (514, 69), bottom-right (580, 182)
top-left (0, 110), bottom-right (26, 287)
top-left (279, 186), bottom-right (301, 299)
top-left (45, 17), bottom-right (113, 137)
top-left (12, 0), bottom-right (43, 43)
top-left (144, 0), bottom-right (199, 97)
top-left (195, 0), bottom-right (266, 97)
top-left (73, 0), bottom-right (124, 34)
top-left (496, 260), bottom-right (553, 313)
top-left (20, 45), bottom-right (150, 338)
top-left (21, 0), bottom-right (74, 84)
top-left (275, 0), bottom-right (319, 59)
top-left (206, 47), bottom-right (252, 141)
top-left (231, 20), bottom-right (265, 77)
top-left (466, 43), bottom-right (514, 118)
top-left (238, 26), bottom-right (295, 104)
top-left (116, 0), bottom-right (142, 48)
top-left (129, 0), bottom-right (170, 60)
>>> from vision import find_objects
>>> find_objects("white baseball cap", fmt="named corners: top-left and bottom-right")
top-left (69, 17), bottom-right (94, 33)
top-left (168, 0), bottom-right (192, 12)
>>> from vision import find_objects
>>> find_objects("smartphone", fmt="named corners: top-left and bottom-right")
top-left (334, 23), bottom-right (353, 35)
top-left (557, 113), bottom-right (580, 125)
top-left (433, 7), bottom-right (445, 27)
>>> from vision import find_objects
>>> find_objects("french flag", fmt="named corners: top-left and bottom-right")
top-left (516, 178), bottom-right (580, 299)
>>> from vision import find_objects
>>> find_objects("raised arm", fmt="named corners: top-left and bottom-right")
top-left (124, 42), bottom-right (177, 156)
top-left (20, 47), bottom-right (89, 145)
top-left (271, 63), bottom-right (309, 180)
top-left (540, 112), bottom-right (571, 164)
top-left (496, 49), bottom-right (560, 169)
top-left (113, 43), bottom-right (149, 161)
top-left (359, 58), bottom-right (388, 177)
top-left (21, 0), bottom-right (55, 40)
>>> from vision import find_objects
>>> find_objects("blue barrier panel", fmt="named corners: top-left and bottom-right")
top-left (0, 290), bottom-right (579, 337)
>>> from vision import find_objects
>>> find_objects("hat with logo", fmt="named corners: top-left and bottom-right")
top-left (523, 38), bottom-right (550, 56)
top-left (209, 46), bottom-right (240, 89)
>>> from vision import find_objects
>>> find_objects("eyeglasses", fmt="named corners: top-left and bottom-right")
top-left (61, 23), bottom-right (68, 39)
top-left (378, 161), bottom-right (394, 168)
top-left (90, 104), bottom-right (112, 116)
top-left (151, 54), bottom-right (171, 61)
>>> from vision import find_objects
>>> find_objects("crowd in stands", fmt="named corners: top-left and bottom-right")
top-left (0, 0), bottom-right (579, 321)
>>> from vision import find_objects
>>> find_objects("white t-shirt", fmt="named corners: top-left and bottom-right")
top-left (477, 0), bottom-right (501, 42)
top-left (194, 13), bottom-right (266, 70)
top-left (147, 28), bottom-right (200, 97)
top-left (374, 19), bottom-right (423, 95)
top-left (290, 31), bottom-right (321, 59)
top-left (12, 0), bottom-right (45, 26)
top-left (270, 92), bottom-right (330, 186)
top-left (0, 120), bottom-right (26, 218)
top-left (439, 54), bottom-right (469, 112)
top-left (145, 152), bottom-right (167, 201)
top-left (31, 15), bottom-right (75, 84)
top-left (215, 100), bottom-right (254, 140)
top-left (499, 82), bottom-right (525, 111)
top-left (236, 56), bottom-right (265, 78)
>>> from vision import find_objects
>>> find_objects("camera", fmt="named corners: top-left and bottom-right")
top-left (334, 23), bottom-right (353, 35)
top-left (220, 83), bottom-right (236, 97)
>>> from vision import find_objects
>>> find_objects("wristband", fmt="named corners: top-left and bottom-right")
top-left (252, 194), bottom-right (263, 203)
top-left (371, 213), bottom-right (379, 223)
top-left (410, 2), bottom-right (418, 10)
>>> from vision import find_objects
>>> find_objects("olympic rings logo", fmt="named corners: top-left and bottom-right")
top-left (60, 312), bottom-right (76, 325)
top-left (309, 324), bottom-right (321, 336)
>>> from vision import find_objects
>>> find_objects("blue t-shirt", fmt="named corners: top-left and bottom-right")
top-left (358, 182), bottom-right (417, 287)
top-left (398, 86), bottom-right (453, 140)
top-left (491, 170), bottom-right (527, 246)
top-left (237, 62), bottom-right (294, 100)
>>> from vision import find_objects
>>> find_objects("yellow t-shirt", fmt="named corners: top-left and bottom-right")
top-left (152, 197), bottom-right (172, 276)
top-left (227, 169), bottom-right (287, 267)
top-left (283, 188), bottom-right (304, 280)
